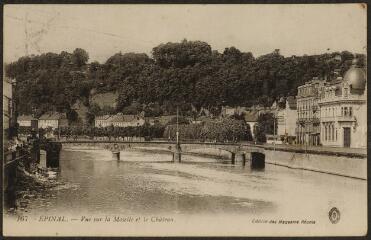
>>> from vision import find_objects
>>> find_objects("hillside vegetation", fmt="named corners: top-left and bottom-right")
top-left (5, 39), bottom-right (365, 125)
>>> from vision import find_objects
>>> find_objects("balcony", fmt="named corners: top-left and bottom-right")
top-left (337, 115), bottom-right (356, 122)
top-left (321, 115), bottom-right (356, 122)
top-left (310, 117), bottom-right (320, 124)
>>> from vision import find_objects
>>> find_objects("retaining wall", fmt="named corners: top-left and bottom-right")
top-left (264, 149), bottom-right (367, 180)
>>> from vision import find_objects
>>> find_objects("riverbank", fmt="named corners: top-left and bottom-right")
top-left (127, 146), bottom-right (367, 180)
top-left (4, 166), bottom-right (63, 217)
top-left (264, 149), bottom-right (367, 180)
top-left (262, 143), bottom-right (366, 158)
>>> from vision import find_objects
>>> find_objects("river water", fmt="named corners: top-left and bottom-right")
top-left (4, 149), bottom-right (367, 236)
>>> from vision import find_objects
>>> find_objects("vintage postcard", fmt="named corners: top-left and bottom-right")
top-left (3, 3), bottom-right (367, 237)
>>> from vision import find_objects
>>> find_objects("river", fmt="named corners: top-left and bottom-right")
top-left (4, 148), bottom-right (367, 236)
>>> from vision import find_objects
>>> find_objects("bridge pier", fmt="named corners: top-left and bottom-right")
top-left (40, 142), bottom-right (62, 168)
top-left (112, 151), bottom-right (120, 161)
top-left (46, 145), bottom-right (61, 168)
top-left (111, 143), bottom-right (121, 161)
top-left (40, 150), bottom-right (47, 168)
top-left (232, 153), bottom-right (246, 166)
top-left (173, 143), bottom-right (182, 163)
top-left (241, 153), bottom-right (246, 167)
top-left (251, 152), bottom-right (265, 169)
top-left (231, 152), bottom-right (236, 164)
top-left (173, 151), bottom-right (181, 163)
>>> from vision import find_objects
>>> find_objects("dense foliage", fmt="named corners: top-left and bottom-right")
top-left (18, 124), bottom-right (166, 139)
top-left (164, 118), bottom-right (252, 142)
top-left (254, 113), bottom-right (276, 143)
top-left (56, 124), bottom-right (165, 139)
top-left (6, 40), bottom-right (365, 124)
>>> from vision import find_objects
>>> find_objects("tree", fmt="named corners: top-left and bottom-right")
top-left (72, 48), bottom-right (89, 67)
top-left (167, 116), bottom-right (190, 125)
top-left (5, 40), bottom-right (365, 123)
top-left (67, 109), bottom-right (79, 124)
top-left (255, 113), bottom-right (276, 143)
top-left (152, 39), bottom-right (212, 68)
top-left (164, 118), bottom-right (249, 142)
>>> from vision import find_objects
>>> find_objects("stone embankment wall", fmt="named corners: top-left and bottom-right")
top-left (264, 148), bottom-right (367, 180)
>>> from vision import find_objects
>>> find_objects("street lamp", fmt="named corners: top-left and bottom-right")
top-left (272, 108), bottom-right (277, 151)
top-left (299, 121), bottom-right (308, 154)
top-left (137, 122), bottom-right (140, 142)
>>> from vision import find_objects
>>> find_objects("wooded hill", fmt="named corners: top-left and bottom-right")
top-left (5, 39), bottom-right (365, 125)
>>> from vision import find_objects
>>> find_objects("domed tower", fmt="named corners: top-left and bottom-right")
top-left (343, 58), bottom-right (366, 95)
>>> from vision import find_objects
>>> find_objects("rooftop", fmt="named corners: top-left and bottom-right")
top-left (39, 112), bottom-right (67, 120)
top-left (111, 114), bottom-right (140, 122)
top-left (95, 115), bottom-right (111, 120)
top-left (18, 115), bottom-right (37, 121)
top-left (96, 113), bottom-right (144, 122)
top-left (286, 96), bottom-right (297, 110)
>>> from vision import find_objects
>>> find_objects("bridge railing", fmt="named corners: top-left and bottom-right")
top-left (4, 150), bottom-right (30, 168)
top-left (55, 137), bottom-right (261, 145)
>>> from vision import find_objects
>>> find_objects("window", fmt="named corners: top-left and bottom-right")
top-left (331, 125), bottom-right (334, 141)
top-left (344, 107), bottom-right (348, 116)
top-left (349, 107), bottom-right (353, 117)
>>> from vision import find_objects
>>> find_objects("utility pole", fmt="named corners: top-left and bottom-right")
top-left (176, 107), bottom-right (179, 145)
top-left (273, 113), bottom-right (276, 136)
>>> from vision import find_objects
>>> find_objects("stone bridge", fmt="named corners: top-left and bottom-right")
top-left (54, 140), bottom-right (266, 168)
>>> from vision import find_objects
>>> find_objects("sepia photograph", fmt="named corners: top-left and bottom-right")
top-left (2, 3), bottom-right (367, 237)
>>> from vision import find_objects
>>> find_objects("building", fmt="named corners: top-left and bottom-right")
top-left (3, 77), bottom-right (15, 143)
top-left (318, 58), bottom-right (367, 148)
top-left (191, 116), bottom-right (214, 124)
top-left (243, 111), bottom-right (259, 138)
top-left (95, 115), bottom-right (112, 127)
top-left (199, 107), bottom-right (212, 117)
top-left (17, 115), bottom-right (38, 129)
top-left (276, 96), bottom-right (297, 143)
top-left (145, 115), bottom-right (177, 126)
top-left (95, 113), bottom-right (145, 128)
top-left (296, 77), bottom-right (326, 146)
top-left (38, 112), bottom-right (69, 129)
top-left (110, 113), bottom-right (145, 127)
top-left (221, 106), bottom-right (238, 117)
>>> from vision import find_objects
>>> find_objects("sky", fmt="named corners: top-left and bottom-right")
top-left (4, 4), bottom-right (367, 64)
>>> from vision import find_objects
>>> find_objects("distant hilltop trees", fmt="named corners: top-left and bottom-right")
top-left (5, 39), bottom-right (365, 125)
